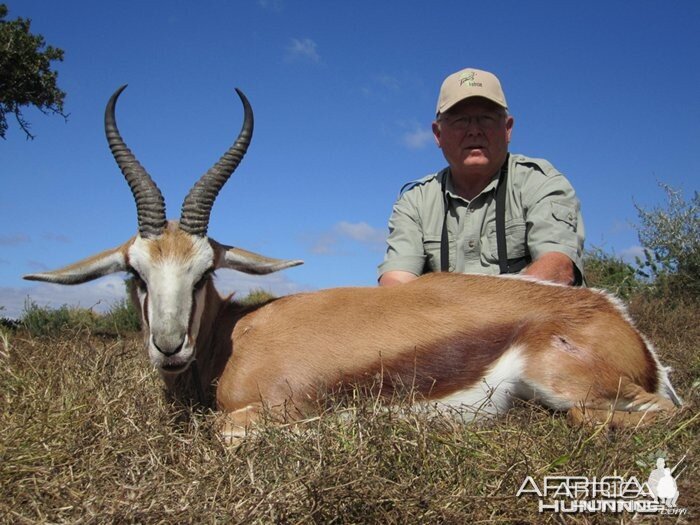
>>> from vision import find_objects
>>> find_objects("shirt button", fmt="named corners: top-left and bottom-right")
top-left (468, 240), bottom-right (475, 248)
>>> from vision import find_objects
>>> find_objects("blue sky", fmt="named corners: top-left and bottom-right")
top-left (2, 0), bottom-right (699, 318)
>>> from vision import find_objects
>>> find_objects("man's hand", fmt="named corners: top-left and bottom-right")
top-left (522, 252), bottom-right (576, 285)
top-left (379, 270), bottom-right (418, 286)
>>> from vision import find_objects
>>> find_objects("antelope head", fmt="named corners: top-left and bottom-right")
top-left (24, 86), bottom-right (302, 374)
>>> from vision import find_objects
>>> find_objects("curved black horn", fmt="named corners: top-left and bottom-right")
top-left (179, 88), bottom-right (253, 236)
top-left (105, 85), bottom-right (167, 238)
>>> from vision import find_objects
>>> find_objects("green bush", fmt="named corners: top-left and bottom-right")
top-left (634, 184), bottom-right (699, 301)
top-left (239, 288), bottom-right (277, 306)
top-left (20, 298), bottom-right (140, 337)
top-left (583, 247), bottom-right (642, 299)
top-left (0, 305), bottom-right (20, 330)
top-left (98, 298), bottom-right (141, 335)
top-left (585, 184), bottom-right (699, 303)
top-left (21, 300), bottom-right (96, 337)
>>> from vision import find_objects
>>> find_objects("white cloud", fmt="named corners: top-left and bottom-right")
top-left (336, 221), bottom-right (386, 244)
top-left (620, 245), bottom-right (646, 262)
top-left (213, 269), bottom-right (310, 298)
top-left (361, 74), bottom-right (401, 99)
top-left (310, 232), bottom-right (339, 255)
top-left (286, 38), bottom-right (321, 63)
top-left (308, 221), bottom-right (386, 255)
top-left (608, 220), bottom-right (634, 235)
top-left (258, 0), bottom-right (284, 12)
top-left (41, 232), bottom-right (71, 243)
top-left (1, 274), bottom-right (129, 320)
top-left (377, 74), bottom-right (400, 91)
top-left (0, 234), bottom-right (30, 246)
top-left (402, 127), bottom-right (434, 150)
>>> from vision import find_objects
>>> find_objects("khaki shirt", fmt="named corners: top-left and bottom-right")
top-left (378, 153), bottom-right (585, 277)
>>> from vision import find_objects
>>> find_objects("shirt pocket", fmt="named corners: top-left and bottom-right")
top-left (551, 202), bottom-right (578, 232)
top-left (487, 219), bottom-right (528, 260)
top-left (423, 234), bottom-right (449, 272)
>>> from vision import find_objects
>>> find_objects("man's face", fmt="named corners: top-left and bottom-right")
top-left (432, 97), bottom-right (514, 180)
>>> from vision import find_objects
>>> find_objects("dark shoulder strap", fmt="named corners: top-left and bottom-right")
top-left (440, 157), bottom-right (530, 274)
top-left (440, 169), bottom-right (450, 272)
top-left (496, 154), bottom-right (531, 274)
top-left (495, 156), bottom-right (510, 274)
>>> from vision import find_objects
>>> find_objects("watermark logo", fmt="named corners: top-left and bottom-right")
top-left (648, 457), bottom-right (679, 506)
top-left (517, 456), bottom-right (687, 516)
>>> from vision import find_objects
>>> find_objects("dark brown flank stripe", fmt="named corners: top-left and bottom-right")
top-left (338, 322), bottom-right (519, 401)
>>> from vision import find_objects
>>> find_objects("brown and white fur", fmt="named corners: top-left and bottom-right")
top-left (25, 86), bottom-right (681, 442)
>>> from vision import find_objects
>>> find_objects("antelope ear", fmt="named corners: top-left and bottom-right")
top-left (23, 244), bottom-right (129, 285)
top-left (220, 246), bottom-right (303, 275)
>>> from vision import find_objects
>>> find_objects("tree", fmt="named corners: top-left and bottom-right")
top-left (635, 184), bottom-right (700, 300)
top-left (0, 3), bottom-right (66, 139)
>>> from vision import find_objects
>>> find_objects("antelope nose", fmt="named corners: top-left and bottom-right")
top-left (153, 337), bottom-right (184, 357)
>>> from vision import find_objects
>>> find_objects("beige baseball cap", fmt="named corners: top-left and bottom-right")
top-left (436, 68), bottom-right (508, 116)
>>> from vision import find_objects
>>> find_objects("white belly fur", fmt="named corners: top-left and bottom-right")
top-left (431, 345), bottom-right (527, 418)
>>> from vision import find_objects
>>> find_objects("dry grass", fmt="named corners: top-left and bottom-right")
top-left (1, 298), bottom-right (698, 524)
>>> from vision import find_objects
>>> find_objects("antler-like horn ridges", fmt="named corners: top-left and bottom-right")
top-left (105, 85), bottom-right (167, 238)
top-left (179, 88), bottom-right (253, 237)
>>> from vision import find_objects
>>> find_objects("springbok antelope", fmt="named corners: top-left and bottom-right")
top-left (25, 86), bottom-right (681, 442)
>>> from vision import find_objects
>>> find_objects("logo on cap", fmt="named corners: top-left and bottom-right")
top-left (459, 71), bottom-right (482, 88)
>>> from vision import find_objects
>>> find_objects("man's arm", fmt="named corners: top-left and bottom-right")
top-left (378, 188), bottom-right (429, 284)
top-left (520, 163), bottom-right (585, 285)
top-left (523, 251), bottom-right (575, 285)
top-left (378, 270), bottom-right (418, 286)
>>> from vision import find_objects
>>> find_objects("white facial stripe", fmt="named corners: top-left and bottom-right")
top-left (127, 234), bottom-right (215, 369)
top-left (136, 287), bottom-right (148, 326)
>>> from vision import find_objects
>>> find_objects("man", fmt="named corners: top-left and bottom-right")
top-left (378, 67), bottom-right (584, 286)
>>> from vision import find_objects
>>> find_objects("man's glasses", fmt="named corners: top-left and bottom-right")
top-left (438, 113), bottom-right (504, 130)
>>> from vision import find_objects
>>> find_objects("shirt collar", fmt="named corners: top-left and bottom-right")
top-left (443, 168), bottom-right (501, 204)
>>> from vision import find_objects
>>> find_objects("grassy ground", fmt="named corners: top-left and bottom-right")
top-left (1, 296), bottom-right (697, 524)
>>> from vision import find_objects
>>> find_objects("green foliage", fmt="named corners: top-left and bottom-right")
top-left (20, 276), bottom-right (141, 337)
top-left (0, 3), bottom-right (66, 139)
top-left (583, 247), bottom-right (641, 299)
top-left (239, 288), bottom-right (277, 306)
top-left (20, 298), bottom-right (140, 337)
top-left (634, 184), bottom-right (700, 300)
top-left (99, 298), bottom-right (142, 334)
top-left (21, 300), bottom-right (95, 337)
top-left (0, 305), bottom-right (16, 331)
top-left (0, 313), bottom-right (20, 330)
